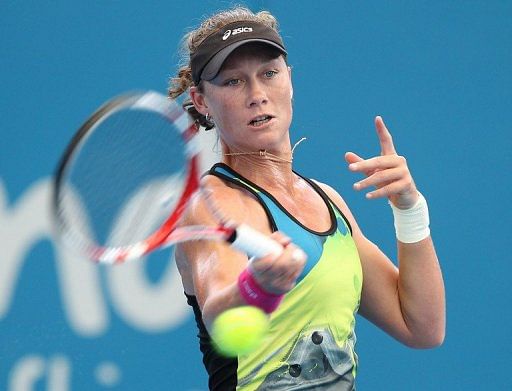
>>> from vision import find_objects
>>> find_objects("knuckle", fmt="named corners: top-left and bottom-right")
top-left (375, 188), bottom-right (385, 197)
top-left (374, 170), bottom-right (385, 180)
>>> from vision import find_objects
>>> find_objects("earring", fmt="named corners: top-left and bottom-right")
top-left (203, 112), bottom-right (215, 130)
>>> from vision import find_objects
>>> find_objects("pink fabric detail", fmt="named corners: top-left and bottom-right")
top-left (237, 268), bottom-right (284, 314)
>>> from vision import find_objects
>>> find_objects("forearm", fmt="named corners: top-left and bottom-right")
top-left (201, 247), bottom-right (301, 330)
top-left (344, 116), bottom-right (446, 348)
top-left (201, 282), bottom-right (246, 331)
top-left (397, 236), bottom-right (445, 347)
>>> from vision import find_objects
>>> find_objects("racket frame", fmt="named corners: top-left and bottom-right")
top-left (53, 91), bottom-right (283, 264)
top-left (53, 92), bottom-right (204, 263)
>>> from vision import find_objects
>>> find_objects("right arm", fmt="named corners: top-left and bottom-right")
top-left (175, 177), bottom-right (305, 330)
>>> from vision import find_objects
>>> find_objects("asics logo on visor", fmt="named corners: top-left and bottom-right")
top-left (222, 27), bottom-right (253, 41)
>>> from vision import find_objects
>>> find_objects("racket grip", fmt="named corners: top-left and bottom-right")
top-left (230, 224), bottom-right (283, 259)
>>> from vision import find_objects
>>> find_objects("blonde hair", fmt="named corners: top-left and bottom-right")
top-left (168, 7), bottom-right (280, 100)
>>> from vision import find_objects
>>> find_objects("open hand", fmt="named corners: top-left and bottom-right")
top-left (345, 116), bottom-right (419, 209)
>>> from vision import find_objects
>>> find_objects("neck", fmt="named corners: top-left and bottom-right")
top-left (223, 137), bottom-right (306, 191)
top-left (223, 149), bottom-right (294, 189)
top-left (221, 137), bottom-right (306, 191)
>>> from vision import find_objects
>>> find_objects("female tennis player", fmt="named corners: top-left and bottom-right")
top-left (169, 7), bottom-right (445, 390)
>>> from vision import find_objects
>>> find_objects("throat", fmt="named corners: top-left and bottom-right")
top-left (223, 137), bottom-right (307, 164)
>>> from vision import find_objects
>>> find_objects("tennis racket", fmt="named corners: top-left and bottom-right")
top-left (52, 90), bottom-right (283, 264)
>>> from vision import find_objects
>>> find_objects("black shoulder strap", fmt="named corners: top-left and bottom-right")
top-left (298, 175), bottom-right (353, 236)
top-left (206, 163), bottom-right (279, 232)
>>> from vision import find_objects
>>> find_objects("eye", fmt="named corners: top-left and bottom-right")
top-left (225, 78), bottom-right (242, 86)
top-left (264, 70), bottom-right (278, 78)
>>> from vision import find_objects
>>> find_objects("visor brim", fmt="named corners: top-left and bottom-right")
top-left (200, 39), bottom-right (287, 81)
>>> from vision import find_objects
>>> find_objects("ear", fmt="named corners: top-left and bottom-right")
top-left (189, 86), bottom-right (208, 115)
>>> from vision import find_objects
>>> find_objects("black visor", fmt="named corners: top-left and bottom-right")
top-left (190, 21), bottom-right (287, 85)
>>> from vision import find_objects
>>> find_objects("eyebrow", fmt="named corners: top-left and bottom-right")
top-left (220, 55), bottom-right (282, 72)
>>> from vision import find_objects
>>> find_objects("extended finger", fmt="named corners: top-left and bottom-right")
top-left (365, 179), bottom-right (409, 199)
top-left (375, 116), bottom-right (397, 155)
top-left (353, 167), bottom-right (405, 191)
top-left (344, 151), bottom-right (364, 165)
top-left (346, 152), bottom-right (375, 176)
top-left (348, 154), bottom-right (403, 174)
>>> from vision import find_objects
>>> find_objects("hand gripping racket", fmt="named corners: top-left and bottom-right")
top-left (52, 91), bottom-right (283, 264)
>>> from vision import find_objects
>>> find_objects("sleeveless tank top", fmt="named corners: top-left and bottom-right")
top-left (186, 163), bottom-right (363, 390)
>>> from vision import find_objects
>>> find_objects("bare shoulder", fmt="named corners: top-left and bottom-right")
top-left (175, 173), bottom-right (266, 297)
top-left (311, 180), bottom-right (349, 210)
top-left (310, 179), bottom-right (362, 236)
top-left (174, 175), bottom-right (234, 294)
top-left (178, 174), bottom-right (245, 227)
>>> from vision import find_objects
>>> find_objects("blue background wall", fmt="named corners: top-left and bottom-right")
top-left (1, 1), bottom-right (511, 390)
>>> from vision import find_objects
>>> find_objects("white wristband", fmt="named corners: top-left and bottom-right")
top-left (389, 192), bottom-right (430, 243)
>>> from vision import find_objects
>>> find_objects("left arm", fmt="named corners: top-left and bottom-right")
top-left (338, 116), bottom-right (445, 348)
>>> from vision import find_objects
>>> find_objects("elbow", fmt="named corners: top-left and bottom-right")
top-left (404, 327), bottom-right (445, 349)
top-left (400, 306), bottom-right (446, 349)
top-left (429, 328), bottom-right (446, 348)
top-left (412, 333), bottom-right (445, 349)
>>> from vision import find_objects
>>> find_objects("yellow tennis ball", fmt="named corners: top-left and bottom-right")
top-left (211, 306), bottom-right (269, 357)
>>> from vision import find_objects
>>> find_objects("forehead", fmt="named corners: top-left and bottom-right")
top-left (220, 43), bottom-right (285, 72)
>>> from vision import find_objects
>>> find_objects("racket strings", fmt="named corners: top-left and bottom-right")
top-left (60, 106), bottom-right (188, 249)
top-left (107, 178), bottom-right (174, 246)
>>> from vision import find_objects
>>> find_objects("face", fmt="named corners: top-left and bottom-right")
top-left (191, 44), bottom-right (293, 153)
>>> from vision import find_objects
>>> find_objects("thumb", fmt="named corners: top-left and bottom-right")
top-left (269, 231), bottom-right (292, 247)
top-left (345, 151), bottom-right (364, 165)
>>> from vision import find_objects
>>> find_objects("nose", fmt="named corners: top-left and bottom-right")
top-left (246, 79), bottom-right (268, 108)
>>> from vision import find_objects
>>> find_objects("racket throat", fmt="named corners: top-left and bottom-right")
top-left (224, 227), bottom-right (238, 245)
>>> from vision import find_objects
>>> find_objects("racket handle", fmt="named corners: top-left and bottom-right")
top-left (229, 224), bottom-right (283, 259)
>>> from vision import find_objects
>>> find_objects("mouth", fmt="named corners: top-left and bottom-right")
top-left (248, 114), bottom-right (274, 127)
